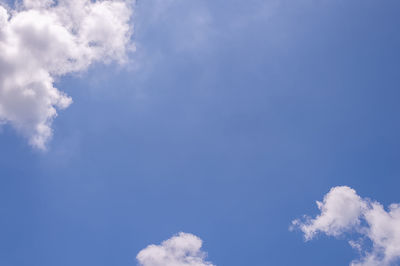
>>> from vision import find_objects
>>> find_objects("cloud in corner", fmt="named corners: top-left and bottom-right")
top-left (291, 186), bottom-right (400, 266)
top-left (0, 0), bottom-right (134, 149)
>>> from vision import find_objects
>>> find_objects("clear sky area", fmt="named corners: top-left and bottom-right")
top-left (0, 0), bottom-right (400, 265)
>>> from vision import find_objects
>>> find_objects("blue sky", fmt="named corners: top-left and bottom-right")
top-left (1, 0), bottom-right (400, 265)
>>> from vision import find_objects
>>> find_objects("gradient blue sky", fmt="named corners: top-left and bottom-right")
top-left (1, 0), bottom-right (400, 265)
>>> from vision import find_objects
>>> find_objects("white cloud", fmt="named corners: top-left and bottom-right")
top-left (0, 0), bottom-right (134, 149)
top-left (136, 232), bottom-right (215, 266)
top-left (292, 186), bottom-right (400, 266)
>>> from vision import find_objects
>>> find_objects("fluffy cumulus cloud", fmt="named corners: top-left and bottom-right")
top-left (0, 0), bottom-right (134, 149)
top-left (291, 186), bottom-right (400, 266)
top-left (136, 232), bottom-right (215, 266)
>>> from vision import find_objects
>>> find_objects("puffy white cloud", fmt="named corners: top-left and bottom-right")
top-left (292, 186), bottom-right (368, 240)
top-left (0, 0), bottom-right (134, 149)
top-left (136, 232), bottom-right (215, 266)
top-left (292, 186), bottom-right (400, 266)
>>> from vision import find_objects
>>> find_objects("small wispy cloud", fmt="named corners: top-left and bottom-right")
top-left (0, 0), bottom-right (134, 149)
top-left (136, 232), bottom-right (215, 266)
top-left (291, 186), bottom-right (400, 266)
